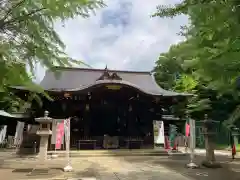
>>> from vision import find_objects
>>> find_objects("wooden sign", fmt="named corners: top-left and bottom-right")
top-left (106, 85), bottom-right (121, 90)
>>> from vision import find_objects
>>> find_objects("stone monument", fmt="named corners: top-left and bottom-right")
top-left (35, 111), bottom-right (52, 162)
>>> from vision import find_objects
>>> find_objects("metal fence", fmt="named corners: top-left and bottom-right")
top-left (172, 121), bottom-right (237, 148)
top-left (195, 121), bottom-right (233, 148)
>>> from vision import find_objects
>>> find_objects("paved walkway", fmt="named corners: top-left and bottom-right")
top-left (0, 153), bottom-right (191, 180)
top-left (1, 150), bottom-right (239, 180)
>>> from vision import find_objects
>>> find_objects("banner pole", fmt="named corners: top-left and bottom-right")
top-left (186, 118), bottom-right (198, 168)
top-left (52, 119), bottom-right (58, 158)
top-left (64, 118), bottom-right (73, 172)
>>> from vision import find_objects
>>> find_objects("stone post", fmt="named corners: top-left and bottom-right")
top-left (35, 111), bottom-right (52, 162)
top-left (202, 114), bottom-right (221, 168)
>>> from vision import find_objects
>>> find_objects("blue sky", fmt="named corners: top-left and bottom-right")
top-left (35, 0), bottom-right (187, 82)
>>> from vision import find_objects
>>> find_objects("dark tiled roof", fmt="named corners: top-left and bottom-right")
top-left (40, 66), bottom-right (191, 97)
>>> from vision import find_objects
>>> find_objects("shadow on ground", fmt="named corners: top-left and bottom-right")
top-left (122, 155), bottom-right (240, 180)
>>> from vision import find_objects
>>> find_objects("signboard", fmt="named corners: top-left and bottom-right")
top-left (154, 121), bottom-right (165, 145)
top-left (106, 85), bottom-right (121, 90)
top-left (156, 121), bottom-right (165, 144)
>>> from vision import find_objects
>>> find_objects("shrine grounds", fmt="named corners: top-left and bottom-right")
top-left (0, 150), bottom-right (239, 180)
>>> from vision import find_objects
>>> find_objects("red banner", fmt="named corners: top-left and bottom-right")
top-left (55, 121), bottom-right (64, 150)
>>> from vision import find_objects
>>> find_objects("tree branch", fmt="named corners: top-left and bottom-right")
top-left (1, 0), bottom-right (26, 22)
top-left (0, 8), bottom-right (45, 30)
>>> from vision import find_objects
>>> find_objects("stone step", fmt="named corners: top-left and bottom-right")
top-left (48, 150), bottom-right (169, 157)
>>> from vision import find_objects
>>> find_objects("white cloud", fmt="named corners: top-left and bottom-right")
top-left (36, 0), bottom-right (187, 82)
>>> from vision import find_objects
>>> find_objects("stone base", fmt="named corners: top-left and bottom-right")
top-left (202, 160), bottom-right (222, 168)
top-left (186, 162), bottom-right (199, 169)
top-left (63, 165), bottom-right (73, 172)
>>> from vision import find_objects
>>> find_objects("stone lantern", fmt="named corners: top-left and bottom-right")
top-left (202, 114), bottom-right (221, 168)
top-left (35, 111), bottom-right (52, 162)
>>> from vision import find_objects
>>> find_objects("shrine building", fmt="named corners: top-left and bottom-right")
top-left (14, 66), bottom-right (189, 150)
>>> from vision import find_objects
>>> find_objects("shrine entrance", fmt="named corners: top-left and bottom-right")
top-left (70, 84), bottom-right (155, 150)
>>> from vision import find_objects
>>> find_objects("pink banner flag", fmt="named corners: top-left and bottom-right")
top-left (185, 123), bottom-right (190, 137)
top-left (55, 121), bottom-right (64, 150)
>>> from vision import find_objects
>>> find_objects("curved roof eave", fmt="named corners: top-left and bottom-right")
top-left (46, 80), bottom-right (193, 97)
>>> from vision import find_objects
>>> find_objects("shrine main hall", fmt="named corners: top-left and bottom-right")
top-left (17, 66), bottom-right (188, 150)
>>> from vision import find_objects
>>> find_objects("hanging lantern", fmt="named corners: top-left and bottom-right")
top-left (149, 108), bottom-right (154, 112)
top-left (73, 128), bottom-right (79, 132)
top-left (62, 103), bottom-right (66, 111)
top-left (85, 104), bottom-right (90, 111)
top-left (88, 92), bottom-right (91, 100)
top-left (73, 117), bottom-right (79, 122)
top-left (128, 105), bottom-right (132, 112)
top-left (135, 117), bottom-right (138, 122)
top-left (64, 92), bottom-right (71, 98)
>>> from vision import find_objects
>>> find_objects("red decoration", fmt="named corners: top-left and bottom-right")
top-left (232, 144), bottom-right (236, 156)
top-left (172, 140), bottom-right (177, 151)
top-left (165, 136), bottom-right (170, 150)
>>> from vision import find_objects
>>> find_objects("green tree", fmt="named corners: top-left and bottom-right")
top-left (154, 40), bottom-right (212, 118)
top-left (153, 0), bottom-right (240, 167)
top-left (153, 0), bottom-right (240, 93)
top-left (153, 0), bottom-right (240, 124)
top-left (0, 0), bottom-right (105, 111)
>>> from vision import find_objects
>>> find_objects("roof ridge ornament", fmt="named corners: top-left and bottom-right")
top-left (96, 67), bottom-right (122, 81)
top-left (110, 72), bottom-right (122, 80)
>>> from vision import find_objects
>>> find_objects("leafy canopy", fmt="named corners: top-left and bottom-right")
top-left (153, 0), bottom-right (240, 93)
top-left (0, 0), bottom-right (105, 111)
top-left (153, 0), bottom-right (240, 123)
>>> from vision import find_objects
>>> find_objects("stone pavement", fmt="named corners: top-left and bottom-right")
top-left (1, 150), bottom-right (239, 180)
top-left (178, 147), bottom-right (240, 157)
top-left (0, 152), bottom-right (191, 180)
top-left (147, 154), bottom-right (240, 180)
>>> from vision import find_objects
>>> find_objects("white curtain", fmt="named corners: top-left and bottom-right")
top-left (0, 125), bottom-right (7, 143)
top-left (156, 121), bottom-right (165, 145)
top-left (14, 121), bottom-right (25, 145)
